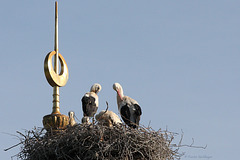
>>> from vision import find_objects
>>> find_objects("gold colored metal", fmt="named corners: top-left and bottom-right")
top-left (52, 85), bottom-right (60, 114)
top-left (44, 2), bottom-right (68, 88)
top-left (44, 51), bottom-right (69, 87)
top-left (43, 114), bottom-right (69, 131)
top-left (42, 1), bottom-right (69, 132)
top-left (54, 1), bottom-right (59, 75)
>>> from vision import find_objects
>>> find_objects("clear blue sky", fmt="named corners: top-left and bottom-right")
top-left (1, 1), bottom-right (239, 159)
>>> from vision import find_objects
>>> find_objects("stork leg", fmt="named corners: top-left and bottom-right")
top-left (92, 117), bottom-right (95, 125)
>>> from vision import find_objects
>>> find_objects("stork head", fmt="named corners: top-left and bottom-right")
top-left (68, 111), bottom-right (75, 118)
top-left (90, 83), bottom-right (102, 94)
top-left (113, 82), bottom-right (123, 100)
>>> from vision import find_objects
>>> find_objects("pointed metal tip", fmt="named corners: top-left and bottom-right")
top-left (55, 1), bottom-right (58, 15)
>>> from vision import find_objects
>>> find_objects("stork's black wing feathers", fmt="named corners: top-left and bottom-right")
top-left (120, 105), bottom-right (131, 127)
top-left (81, 96), bottom-right (98, 117)
top-left (134, 104), bottom-right (142, 127)
top-left (134, 104), bottom-right (142, 116)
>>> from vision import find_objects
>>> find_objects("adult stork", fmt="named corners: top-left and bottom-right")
top-left (81, 83), bottom-right (102, 123)
top-left (113, 83), bottom-right (142, 128)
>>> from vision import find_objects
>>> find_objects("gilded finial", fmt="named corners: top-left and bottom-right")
top-left (43, 1), bottom-right (69, 132)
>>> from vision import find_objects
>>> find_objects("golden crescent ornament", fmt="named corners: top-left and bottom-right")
top-left (44, 51), bottom-right (69, 87)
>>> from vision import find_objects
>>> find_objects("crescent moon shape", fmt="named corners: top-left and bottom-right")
top-left (44, 51), bottom-right (69, 87)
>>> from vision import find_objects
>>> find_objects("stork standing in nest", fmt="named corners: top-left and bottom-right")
top-left (81, 116), bottom-right (91, 125)
top-left (68, 111), bottom-right (77, 127)
top-left (81, 83), bottom-right (102, 124)
top-left (113, 83), bottom-right (142, 128)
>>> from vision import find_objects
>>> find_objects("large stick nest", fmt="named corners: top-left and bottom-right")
top-left (15, 124), bottom-right (182, 160)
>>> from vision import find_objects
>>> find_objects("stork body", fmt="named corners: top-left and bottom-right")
top-left (68, 111), bottom-right (77, 127)
top-left (113, 83), bottom-right (142, 128)
top-left (81, 116), bottom-right (91, 125)
top-left (95, 110), bottom-right (122, 127)
top-left (81, 83), bottom-right (101, 123)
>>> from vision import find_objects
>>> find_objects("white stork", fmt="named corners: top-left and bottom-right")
top-left (113, 83), bottom-right (142, 128)
top-left (95, 110), bottom-right (122, 127)
top-left (68, 111), bottom-right (77, 127)
top-left (81, 116), bottom-right (91, 125)
top-left (81, 83), bottom-right (102, 123)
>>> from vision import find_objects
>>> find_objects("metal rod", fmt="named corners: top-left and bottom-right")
top-left (52, 1), bottom-right (60, 114)
top-left (54, 1), bottom-right (59, 73)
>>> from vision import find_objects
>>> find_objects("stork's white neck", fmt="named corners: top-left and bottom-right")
top-left (118, 87), bottom-right (124, 98)
top-left (116, 88), bottom-right (124, 109)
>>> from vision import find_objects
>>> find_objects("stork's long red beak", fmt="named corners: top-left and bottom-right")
top-left (117, 90), bottom-right (123, 100)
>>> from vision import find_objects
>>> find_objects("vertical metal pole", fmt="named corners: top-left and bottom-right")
top-left (52, 1), bottom-right (60, 114)
top-left (54, 1), bottom-right (59, 69)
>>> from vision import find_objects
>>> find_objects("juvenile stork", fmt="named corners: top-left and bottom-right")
top-left (81, 116), bottom-right (91, 125)
top-left (68, 111), bottom-right (77, 127)
top-left (81, 83), bottom-right (102, 124)
top-left (113, 83), bottom-right (142, 128)
top-left (95, 110), bottom-right (122, 127)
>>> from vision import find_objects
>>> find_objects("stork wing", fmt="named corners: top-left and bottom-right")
top-left (134, 104), bottom-right (142, 116)
top-left (81, 96), bottom-right (98, 117)
top-left (120, 105), bottom-right (131, 126)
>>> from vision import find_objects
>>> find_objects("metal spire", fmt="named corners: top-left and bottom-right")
top-left (43, 1), bottom-right (69, 132)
